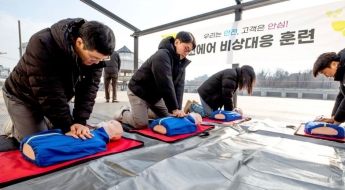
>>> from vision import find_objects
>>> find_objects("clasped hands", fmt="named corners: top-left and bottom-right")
top-left (314, 116), bottom-right (341, 126)
top-left (172, 109), bottom-right (188, 118)
top-left (65, 123), bottom-right (94, 140)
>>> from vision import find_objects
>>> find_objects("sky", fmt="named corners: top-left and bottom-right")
top-left (0, 0), bottom-right (342, 80)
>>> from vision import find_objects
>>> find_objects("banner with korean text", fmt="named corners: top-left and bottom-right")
top-left (181, 1), bottom-right (345, 79)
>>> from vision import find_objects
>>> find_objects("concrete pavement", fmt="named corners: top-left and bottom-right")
top-left (93, 90), bottom-right (335, 125)
top-left (0, 88), bottom-right (336, 134)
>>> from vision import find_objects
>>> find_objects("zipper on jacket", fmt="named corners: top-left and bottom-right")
top-left (25, 133), bottom-right (63, 144)
top-left (73, 56), bottom-right (81, 92)
top-left (158, 117), bottom-right (174, 125)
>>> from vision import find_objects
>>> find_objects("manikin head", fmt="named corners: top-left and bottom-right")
top-left (189, 112), bottom-right (202, 125)
top-left (233, 108), bottom-right (243, 115)
top-left (97, 120), bottom-right (123, 141)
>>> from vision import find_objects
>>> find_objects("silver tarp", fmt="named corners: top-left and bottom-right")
top-left (4, 119), bottom-right (345, 190)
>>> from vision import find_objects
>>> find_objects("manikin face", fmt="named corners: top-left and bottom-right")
top-left (100, 120), bottom-right (123, 141)
top-left (189, 112), bottom-right (202, 125)
top-left (75, 37), bottom-right (110, 66)
top-left (319, 61), bottom-right (339, 78)
top-left (174, 39), bottom-right (194, 60)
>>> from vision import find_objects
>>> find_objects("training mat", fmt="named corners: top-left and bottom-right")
top-left (0, 137), bottom-right (143, 188)
top-left (121, 122), bottom-right (214, 143)
top-left (294, 123), bottom-right (345, 143)
top-left (202, 117), bottom-right (251, 125)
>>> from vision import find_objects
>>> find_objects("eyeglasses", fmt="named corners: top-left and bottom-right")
top-left (87, 51), bottom-right (110, 61)
top-left (81, 37), bottom-right (110, 61)
top-left (184, 47), bottom-right (192, 53)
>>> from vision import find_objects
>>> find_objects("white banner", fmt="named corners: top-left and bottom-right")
top-left (184, 1), bottom-right (345, 79)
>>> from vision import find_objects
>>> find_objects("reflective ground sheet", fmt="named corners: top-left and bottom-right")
top-left (3, 120), bottom-right (345, 189)
top-left (294, 123), bottom-right (345, 143)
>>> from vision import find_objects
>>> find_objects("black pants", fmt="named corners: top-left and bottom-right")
top-left (2, 88), bottom-right (73, 142)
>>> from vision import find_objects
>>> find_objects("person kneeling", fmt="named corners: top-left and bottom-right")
top-left (150, 112), bottom-right (202, 136)
top-left (21, 120), bottom-right (123, 167)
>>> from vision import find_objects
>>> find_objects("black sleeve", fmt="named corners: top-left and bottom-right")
top-left (117, 53), bottom-right (121, 71)
top-left (333, 87), bottom-right (345, 122)
top-left (175, 71), bottom-right (186, 110)
top-left (222, 78), bottom-right (236, 111)
top-left (151, 51), bottom-right (179, 111)
top-left (26, 34), bottom-right (73, 133)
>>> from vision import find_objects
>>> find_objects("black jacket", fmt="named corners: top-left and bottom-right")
top-left (198, 68), bottom-right (241, 111)
top-left (4, 18), bottom-right (105, 133)
top-left (332, 48), bottom-right (345, 122)
top-left (104, 51), bottom-right (121, 74)
top-left (128, 37), bottom-right (191, 112)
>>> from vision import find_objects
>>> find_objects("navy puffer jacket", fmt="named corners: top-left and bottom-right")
top-left (332, 48), bottom-right (345, 122)
top-left (197, 68), bottom-right (241, 111)
top-left (128, 37), bottom-right (191, 112)
top-left (4, 18), bottom-right (105, 133)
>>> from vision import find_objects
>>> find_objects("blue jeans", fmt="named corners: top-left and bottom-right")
top-left (190, 97), bottom-right (213, 118)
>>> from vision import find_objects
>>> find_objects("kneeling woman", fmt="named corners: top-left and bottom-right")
top-left (185, 65), bottom-right (256, 118)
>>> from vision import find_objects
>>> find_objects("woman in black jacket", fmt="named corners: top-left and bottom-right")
top-left (313, 48), bottom-right (345, 125)
top-left (2, 18), bottom-right (115, 142)
top-left (114, 31), bottom-right (196, 129)
top-left (187, 65), bottom-right (256, 118)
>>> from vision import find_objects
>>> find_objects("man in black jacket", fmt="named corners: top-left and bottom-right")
top-left (3, 18), bottom-right (115, 142)
top-left (113, 31), bottom-right (196, 129)
top-left (104, 51), bottom-right (121, 103)
top-left (313, 48), bottom-right (345, 125)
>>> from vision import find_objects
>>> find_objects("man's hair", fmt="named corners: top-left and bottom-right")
top-left (312, 52), bottom-right (340, 77)
top-left (238, 65), bottom-right (256, 95)
top-left (78, 21), bottom-right (115, 55)
top-left (176, 31), bottom-right (197, 50)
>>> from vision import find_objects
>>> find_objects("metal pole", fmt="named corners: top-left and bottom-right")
top-left (234, 0), bottom-right (243, 21)
top-left (233, 0), bottom-right (242, 109)
top-left (18, 20), bottom-right (22, 58)
top-left (232, 63), bottom-right (240, 108)
top-left (133, 36), bottom-right (139, 73)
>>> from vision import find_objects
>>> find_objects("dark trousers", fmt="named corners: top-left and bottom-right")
top-left (2, 87), bottom-right (73, 142)
top-left (104, 73), bottom-right (118, 101)
top-left (122, 89), bottom-right (170, 129)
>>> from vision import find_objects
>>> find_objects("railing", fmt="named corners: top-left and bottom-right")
top-left (184, 85), bottom-right (339, 100)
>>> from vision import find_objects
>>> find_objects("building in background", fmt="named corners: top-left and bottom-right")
top-left (117, 45), bottom-right (144, 83)
top-left (100, 46), bottom-right (144, 90)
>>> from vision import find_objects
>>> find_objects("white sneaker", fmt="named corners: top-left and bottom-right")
top-left (2, 117), bottom-right (13, 138)
top-left (113, 105), bottom-right (130, 122)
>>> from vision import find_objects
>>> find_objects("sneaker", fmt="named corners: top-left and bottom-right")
top-left (106, 99), bottom-right (109, 103)
top-left (113, 105), bottom-right (130, 121)
top-left (112, 100), bottom-right (119, 103)
top-left (2, 117), bottom-right (13, 138)
top-left (183, 100), bottom-right (192, 114)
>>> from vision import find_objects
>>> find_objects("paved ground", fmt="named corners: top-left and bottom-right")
top-left (0, 88), bottom-right (336, 134)
top-left (92, 90), bottom-right (335, 125)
